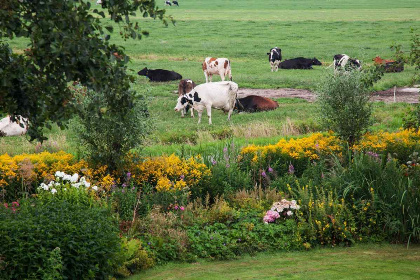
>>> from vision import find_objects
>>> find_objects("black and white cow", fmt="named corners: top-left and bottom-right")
top-left (178, 79), bottom-right (197, 118)
top-left (267, 47), bottom-right (282, 72)
top-left (174, 81), bottom-right (238, 124)
top-left (333, 54), bottom-right (361, 71)
top-left (172, 0), bottom-right (179, 6)
top-left (138, 67), bottom-right (182, 82)
top-left (279, 57), bottom-right (322, 69)
top-left (165, 1), bottom-right (172, 6)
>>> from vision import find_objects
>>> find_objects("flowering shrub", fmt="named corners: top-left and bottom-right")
top-left (131, 154), bottom-right (211, 192)
top-left (263, 199), bottom-right (300, 223)
top-left (37, 171), bottom-right (100, 206)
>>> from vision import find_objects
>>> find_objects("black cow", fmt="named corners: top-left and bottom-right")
top-left (333, 54), bottom-right (361, 71)
top-left (138, 68), bottom-right (182, 82)
top-left (235, 95), bottom-right (279, 112)
top-left (279, 57), bottom-right (322, 69)
top-left (172, 0), bottom-right (179, 6)
top-left (165, 1), bottom-right (171, 6)
top-left (266, 47), bottom-right (282, 72)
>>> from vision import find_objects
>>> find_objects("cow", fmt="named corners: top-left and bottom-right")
top-left (138, 67), bottom-right (182, 82)
top-left (279, 57), bottom-right (322, 69)
top-left (165, 1), bottom-right (172, 6)
top-left (373, 56), bottom-right (404, 73)
top-left (174, 81), bottom-right (238, 125)
top-left (235, 95), bottom-right (279, 112)
top-left (267, 47), bottom-right (282, 72)
top-left (202, 57), bottom-right (232, 83)
top-left (172, 0), bottom-right (179, 6)
top-left (333, 54), bottom-right (361, 71)
top-left (177, 79), bottom-right (197, 118)
top-left (0, 116), bottom-right (28, 137)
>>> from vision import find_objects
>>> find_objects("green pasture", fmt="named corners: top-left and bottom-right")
top-left (129, 244), bottom-right (420, 280)
top-left (2, 0), bottom-right (419, 155)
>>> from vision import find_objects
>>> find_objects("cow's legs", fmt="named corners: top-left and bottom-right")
top-left (190, 107), bottom-right (194, 118)
top-left (209, 74), bottom-right (213, 83)
top-left (181, 108), bottom-right (185, 118)
top-left (219, 71), bottom-right (225, 82)
top-left (204, 71), bottom-right (209, 83)
top-left (227, 108), bottom-right (234, 121)
top-left (197, 110), bottom-right (202, 124)
top-left (206, 105), bottom-right (212, 125)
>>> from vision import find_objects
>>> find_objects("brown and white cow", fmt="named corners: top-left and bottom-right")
top-left (202, 57), bottom-right (232, 83)
top-left (177, 79), bottom-right (197, 118)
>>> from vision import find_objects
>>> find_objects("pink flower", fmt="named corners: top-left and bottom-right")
top-left (180, 206), bottom-right (185, 211)
top-left (174, 205), bottom-right (179, 210)
top-left (268, 166), bottom-right (273, 173)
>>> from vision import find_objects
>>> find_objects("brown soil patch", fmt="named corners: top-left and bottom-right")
top-left (238, 87), bottom-right (419, 104)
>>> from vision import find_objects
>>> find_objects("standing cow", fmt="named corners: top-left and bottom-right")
top-left (333, 54), bottom-right (361, 71)
top-left (267, 47), bottom-right (282, 72)
top-left (202, 57), bottom-right (232, 83)
top-left (174, 81), bottom-right (238, 124)
top-left (177, 79), bottom-right (197, 118)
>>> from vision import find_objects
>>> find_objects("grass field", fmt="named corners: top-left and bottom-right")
top-left (2, 0), bottom-right (419, 155)
top-left (128, 244), bottom-right (420, 280)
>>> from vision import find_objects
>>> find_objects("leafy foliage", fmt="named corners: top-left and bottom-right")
top-left (0, 200), bottom-right (121, 279)
top-left (0, 0), bottom-right (167, 141)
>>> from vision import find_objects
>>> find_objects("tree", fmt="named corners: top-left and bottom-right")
top-left (0, 0), bottom-right (169, 141)
top-left (316, 69), bottom-right (380, 146)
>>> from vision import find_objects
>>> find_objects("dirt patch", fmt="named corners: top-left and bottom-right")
top-left (238, 87), bottom-right (419, 104)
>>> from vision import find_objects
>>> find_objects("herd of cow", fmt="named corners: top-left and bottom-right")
top-left (137, 48), bottom-right (403, 125)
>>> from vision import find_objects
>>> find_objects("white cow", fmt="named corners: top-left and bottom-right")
top-left (202, 57), bottom-right (232, 83)
top-left (0, 116), bottom-right (28, 136)
top-left (174, 81), bottom-right (238, 125)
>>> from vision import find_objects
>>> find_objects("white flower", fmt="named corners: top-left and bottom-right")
top-left (72, 183), bottom-right (81, 189)
top-left (70, 173), bottom-right (79, 183)
top-left (83, 182), bottom-right (91, 188)
top-left (92, 186), bottom-right (98, 191)
top-left (40, 183), bottom-right (49, 191)
top-left (63, 188), bottom-right (67, 191)
top-left (55, 182), bottom-right (61, 186)
top-left (51, 188), bottom-right (57, 194)
top-left (55, 171), bottom-right (65, 178)
top-left (287, 211), bottom-right (293, 216)
top-left (63, 174), bottom-right (72, 181)
top-left (48, 181), bottom-right (55, 187)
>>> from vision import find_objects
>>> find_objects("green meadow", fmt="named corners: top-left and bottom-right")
top-left (2, 0), bottom-right (420, 155)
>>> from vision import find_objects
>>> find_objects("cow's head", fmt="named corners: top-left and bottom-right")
top-left (174, 95), bottom-right (190, 112)
top-left (138, 67), bottom-right (148, 76)
top-left (350, 59), bottom-right (362, 69)
top-left (312, 58), bottom-right (322, 66)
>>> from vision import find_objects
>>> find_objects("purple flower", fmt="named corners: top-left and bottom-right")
top-left (126, 172), bottom-right (131, 179)
top-left (226, 164), bottom-right (230, 168)
top-left (288, 164), bottom-right (295, 175)
top-left (261, 171), bottom-right (266, 177)
top-left (180, 174), bottom-right (185, 180)
top-left (148, 242), bottom-right (151, 245)
top-left (132, 186), bottom-right (135, 191)
top-left (211, 159), bottom-right (217, 165)
top-left (122, 183), bottom-right (127, 188)
top-left (268, 166), bottom-right (273, 173)
top-left (223, 147), bottom-right (228, 153)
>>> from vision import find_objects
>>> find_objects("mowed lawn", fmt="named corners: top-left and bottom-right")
top-left (129, 244), bottom-right (420, 280)
top-left (2, 0), bottom-right (420, 155)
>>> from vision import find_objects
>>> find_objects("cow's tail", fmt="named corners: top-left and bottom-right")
top-left (228, 82), bottom-right (239, 110)
top-left (226, 59), bottom-right (232, 81)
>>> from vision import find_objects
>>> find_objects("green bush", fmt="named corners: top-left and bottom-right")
top-left (0, 200), bottom-right (121, 280)
top-left (317, 69), bottom-right (375, 146)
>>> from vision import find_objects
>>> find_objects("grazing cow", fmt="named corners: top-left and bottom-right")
top-left (202, 57), bottom-right (232, 83)
top-left (165, 1), bottom-right (171, 6)
top-left (267, 47), bottom-right (282, 72)
top-left (138, 67), bottom-right (182, 82)
top-left (333, 54), bottom-right (361, 71)
top-left (174, 81), bottom-right (238, 124)
top-left (177, 79), bottom-right (197, 118)
top-left (279, 57), bottom-right (322, 69)
top-left (0, 116), bottom-right (28, 137)
top-left (235, 95), bottom-right (279, 112)
top-left (373, 56), bottom-right (404, 73)
top-left (172, 0), bottom-right (179, 6)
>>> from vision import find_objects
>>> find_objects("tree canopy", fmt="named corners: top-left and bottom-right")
top-left (0, 0), bottom-right (168, 141)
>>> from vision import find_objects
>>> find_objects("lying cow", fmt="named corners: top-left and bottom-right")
top-left (177, 79), bottom-right (197, 118)
top-left (202, 57), bottom-right (232, 83)
top-left (172, 0), bottom-right (179, 6)
top-left (333, 54), bottom-right (361, 71)
top-left (373, 56), bottom-right (404, 73)
top-left (174, 81), bottom-right (238, 124)
top-left (235, 95), bottom-right (279, 112)
top-left (165, 1), bottom-right (171, 6)
top-left (267, 47), bottom-right (282, 72)
top-left (279, 57), bottom-right (322, 69)
top-left (138, 67), bottom-right (182, 82)
top-left (0, 115), bottom-right (28, 137)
